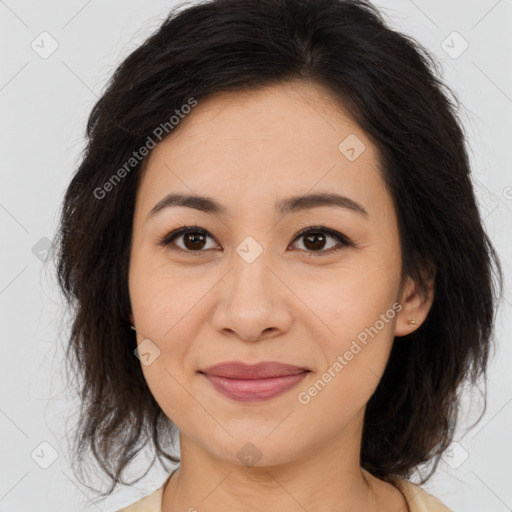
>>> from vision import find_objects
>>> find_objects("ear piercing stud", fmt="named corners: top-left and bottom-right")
top-left (130, 325), bottom-right (136, 331)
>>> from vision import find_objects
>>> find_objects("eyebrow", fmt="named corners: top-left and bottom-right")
top-left (146, 192), bottom-right (368, 220)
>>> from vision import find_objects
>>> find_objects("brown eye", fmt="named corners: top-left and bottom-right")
top-left (158, 226), bottom-right (218, 253)
top-left (158, 225), bottom-right (352, 257)
top-left (181, 231), bottom-right (208, 250)
top-left (303, 232), bottom-right (329, 251)
top-left (290, 227), bottom-right (352, 256)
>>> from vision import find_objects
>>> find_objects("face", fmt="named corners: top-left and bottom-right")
top-left (128, 80), bottom-right (425, 468)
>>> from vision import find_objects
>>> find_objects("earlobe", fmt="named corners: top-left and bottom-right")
top-left (394, 271), bottom-right (435, 337)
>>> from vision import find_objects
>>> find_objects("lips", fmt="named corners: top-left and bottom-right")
top-left (201, 361), bottom-right (309, 379)
top-left (199, 361), bottom-right (310, 402)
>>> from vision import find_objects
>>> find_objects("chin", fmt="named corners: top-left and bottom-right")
top-left (193, 425), bottom-right (314, 469)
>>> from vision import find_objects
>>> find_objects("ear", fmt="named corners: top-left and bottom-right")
top-left (129, 312), bottom-right (135, 325)
top-left (395, 266), bottom-right (435, 337)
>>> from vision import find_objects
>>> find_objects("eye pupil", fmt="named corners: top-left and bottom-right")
top-left (184, 232), bottom-right (206, 250)
top-left (304, 232), bottom-right (326, 251)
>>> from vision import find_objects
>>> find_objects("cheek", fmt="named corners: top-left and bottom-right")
top-left (295, 259), bottom-right (399, 342)
top-left (129, 248), bottom-right (210, 338)
top-left (292, 260), bottom-right (399, 405)
top-left (128, 253), bottom-right (221, 392)
top-left (295, 297), bottom-right (398, 424)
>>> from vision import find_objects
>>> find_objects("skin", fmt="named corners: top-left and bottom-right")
top-left (128, 80), bottom-right (434, 512)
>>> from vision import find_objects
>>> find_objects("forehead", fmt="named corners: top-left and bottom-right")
top-left (136, 81), bottom-right (387, 218)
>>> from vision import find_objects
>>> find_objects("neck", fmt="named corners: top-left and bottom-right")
top-left (161, 413), bottom-right (406, 512)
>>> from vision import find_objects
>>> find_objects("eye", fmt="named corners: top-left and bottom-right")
top-left (157, 225), bottom-right (352, 256)
top-left (289, 226), bottom-right (352, 256)
top-left (157, 225), bottom-right (219, 254)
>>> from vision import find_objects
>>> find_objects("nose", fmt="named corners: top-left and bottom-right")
top-left (211, 253), bottom-right (293, 343)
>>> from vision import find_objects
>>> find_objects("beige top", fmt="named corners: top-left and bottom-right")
top-left (118, 469), bottom-right (453, 512)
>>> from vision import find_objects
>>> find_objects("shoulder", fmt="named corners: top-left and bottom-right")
top-left (391, 476), bottom-right (454, 512)
top-left (116, 482), bottom-right (165, 512)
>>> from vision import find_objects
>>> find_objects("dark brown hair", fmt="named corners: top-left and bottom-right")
top-left (54, 0), bottom-right (503, 499)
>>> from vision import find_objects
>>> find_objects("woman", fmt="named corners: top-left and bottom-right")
top-left (55, 0), bottom-right (503, 511)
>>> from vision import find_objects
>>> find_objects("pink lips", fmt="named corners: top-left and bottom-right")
top-left (200, 361), bottom-right (310, 402)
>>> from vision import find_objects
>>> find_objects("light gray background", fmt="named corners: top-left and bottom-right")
top-left (1, 0), bottom-right (511, 511)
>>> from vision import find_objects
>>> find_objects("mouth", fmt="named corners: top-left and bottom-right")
top-left (199, 361), bottom-right (311, 402)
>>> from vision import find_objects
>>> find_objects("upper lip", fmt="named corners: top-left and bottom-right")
top-left (200, 361), bottom-right (310, 379)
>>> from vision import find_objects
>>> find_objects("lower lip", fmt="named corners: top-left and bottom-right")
top-left (201, 372), bottom-right (309, 402)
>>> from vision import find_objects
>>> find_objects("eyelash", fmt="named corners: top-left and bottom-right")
top-left (157, 225), bottom-right (352, 257)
